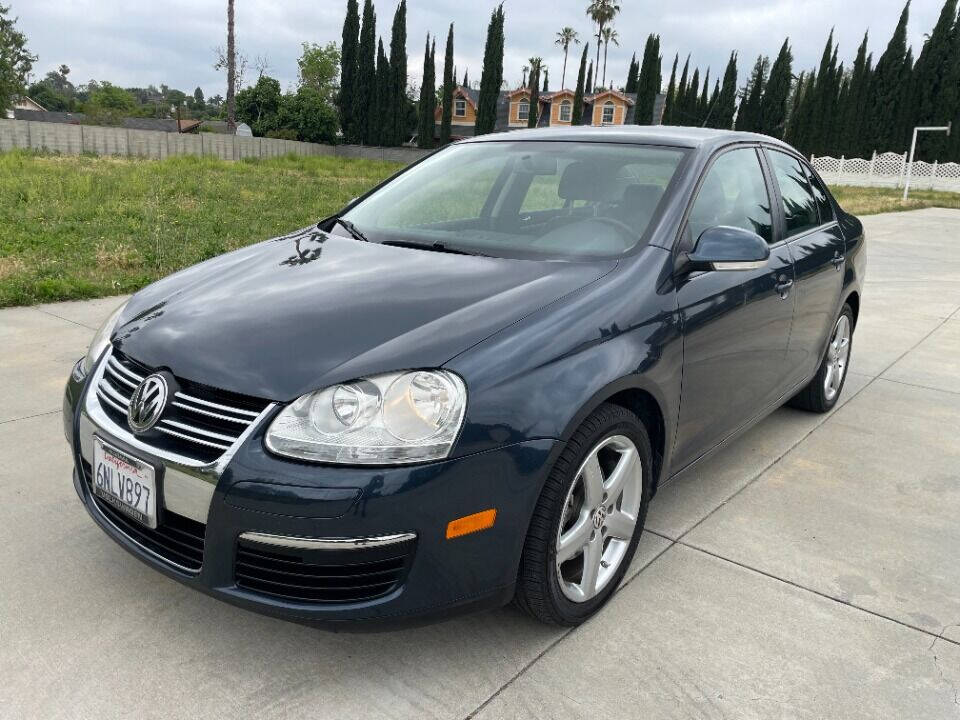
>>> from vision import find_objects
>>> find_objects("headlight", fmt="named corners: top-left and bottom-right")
top-left (83, 302), bottom-right (127, 374)
top-left (265, 370), bottom-right (467, 464)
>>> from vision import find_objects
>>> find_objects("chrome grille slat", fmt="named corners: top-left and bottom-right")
top-left (105, 363), bottom-right (138, 389)
top-left (171, 398), bottom-right (253, 425)
top-left (160, 418), bottom-right (239, 444)
top-left (95, 349), bottom-right (271, 464)
top-left (155, 426), bottom-right (232, 451)
top-left (174, 391), bottom-right (260, 418)
top-left (96, 388), bottom-right (128, 415)
top-left (107, 356), bottom-right (144, 384)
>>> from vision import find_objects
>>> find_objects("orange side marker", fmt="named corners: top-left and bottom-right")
top-left (446, 509), bottom-right (497, 539)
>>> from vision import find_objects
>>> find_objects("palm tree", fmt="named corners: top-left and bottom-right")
top-left (521, 64), bottom-right (529, 87)
top-left (585, 0), bottom-right (620, 78)
top-left (600, 26), bottom-right (619, 88)
top-left (555, 27), bottom-right (580, 89)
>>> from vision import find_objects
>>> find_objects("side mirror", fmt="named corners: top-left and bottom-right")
top-left (686, 226), bottom-right (770, 271)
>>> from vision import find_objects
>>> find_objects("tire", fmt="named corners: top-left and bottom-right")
top-left (514, 403), bottom-right (653, 626)
top-left (788, 303), bottom-right (855, 413)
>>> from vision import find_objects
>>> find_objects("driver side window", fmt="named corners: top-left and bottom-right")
top-left (688, 148), bottom-right (773, 245)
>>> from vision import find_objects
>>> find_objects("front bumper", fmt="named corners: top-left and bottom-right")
top-left (65, 357), bottom-right (558, 629)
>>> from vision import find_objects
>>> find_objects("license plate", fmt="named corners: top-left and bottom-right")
top-left (92, 438), bottom-right (157, 529)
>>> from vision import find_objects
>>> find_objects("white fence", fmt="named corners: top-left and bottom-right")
top-left (811, 151), bottom-right (960, 193)
top-left (0, 119), bottom-right (430, 165)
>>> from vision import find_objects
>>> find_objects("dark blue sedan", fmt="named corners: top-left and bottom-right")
top-left (63, 126), bottom-right (864, 628)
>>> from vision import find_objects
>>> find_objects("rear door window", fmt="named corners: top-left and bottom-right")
top-left (767, 150), bottom-right (819, 237)
top-left (803, 162), bottom-right (835, 224)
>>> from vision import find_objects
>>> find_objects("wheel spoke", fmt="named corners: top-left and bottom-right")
top-left (580, 536), bottom-right (603, 595)
top-left (605, 509), bottom-right (636, 541)
top-left (824, 363), bottom-right (835, 392)
top-left (580, 453), bottom-right (604, 508)
top-left (556, 514), bottom-right (592, 563)
top-left (604, 447), bottom-right (638, 503)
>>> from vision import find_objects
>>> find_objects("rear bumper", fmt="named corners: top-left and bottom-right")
top-left (65, 359), bottom-right (558, 630)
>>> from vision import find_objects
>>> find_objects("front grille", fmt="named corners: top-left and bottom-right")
top-left (235, 537), bottom-right (416, 604)
top-left (96, 349), bottom-right (271, 464)
top-left (82, 460), bottom-right (205, 572)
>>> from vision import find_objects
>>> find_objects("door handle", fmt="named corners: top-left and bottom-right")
top-left (774, 277), bottom-right (793, 298)
top-left (831, 252), bottom-right (845, 269)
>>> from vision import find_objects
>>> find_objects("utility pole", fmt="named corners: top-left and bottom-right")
top-left (903, 123), bottom-right (951, 201)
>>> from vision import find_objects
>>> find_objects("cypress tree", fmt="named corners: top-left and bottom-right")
top-left (662, 54), bottom-right (679, 124)
top-left (684, 67), bottom-right (700, 125)
top-left (387, 0), bottom-right (407, 146)
top-left (736, 55), bottom-right (767, 132)
top-left (417, 34), bottom-right (435, 148)
top-left (713, 51), bottom-right (738, 129)
top-left (867, 1), bottom-right (910, 152)
top-left (759, 39), bottom-right (793, 139)
top-left (891, 47), bottom-right (915, 152)
top-left (635, 34), bottom-right (661, 125)
top-left (339, 0), bottom-right (361, 138)
top-left (789, 70), bottom-right (817, 152)
top-left (375, 39), bottom-right (391, 144)
top-left (704, 78), bottom-right (720, 127)
top-left (697, 69), bottom-right (710, 125)
top-left (625, 52), bottom-right (638, 93)
top-left (543, 68), bottom-right (549, 92)
top-left (352, 0), bottom-right (377, 143)
top-left (476, 4), bottom-right (505, 135)
top-left (528, 60), bottom-right (541, 127)
top-left (838, 32), bottom-right (872, 157)
top-left (572, 44), bottom-right (589, 125)
top-left (586, 61), bottom-right (594, 93)
top-left (463, 69), bottom-right (469, 87)
top-left (911, 0), bottom-right (957, 159)
top-left (675, 56), bottom-right (690, 124)
top-left (943, 9), bottom-right (960, 161)
top-left (440, 23), bottom-right (454, 145)
top-left (805, 30), bottom-right (837, 154)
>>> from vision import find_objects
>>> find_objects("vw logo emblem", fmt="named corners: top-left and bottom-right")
top-left (127, 373), bottom-right (169, 433)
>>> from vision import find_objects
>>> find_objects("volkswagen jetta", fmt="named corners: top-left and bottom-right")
top-left (63, 126), bottom-right (864, 628)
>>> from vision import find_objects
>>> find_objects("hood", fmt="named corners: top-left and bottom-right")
top-left (114, 227), bottom-right (615, 400)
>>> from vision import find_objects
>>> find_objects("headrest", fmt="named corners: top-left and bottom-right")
top-left (621, 183), bottom-right (663, 209)
top-left (558, 161), bottom-right (609, 201)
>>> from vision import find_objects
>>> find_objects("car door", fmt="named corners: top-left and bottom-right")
top-left (672, 146), bottom-right (797, 470)
top-left (764, 149), bottom-right (846, 386)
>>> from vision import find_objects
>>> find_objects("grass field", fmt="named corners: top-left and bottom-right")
top-left (2, 150), bottom-right (959, 308)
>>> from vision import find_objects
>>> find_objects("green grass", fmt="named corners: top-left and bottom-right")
top-left (2, 150), bottom-right (959, 308)
top-left (830, 185), bottom-right (960, 216)
top-left (0, 151), bottom-right (403, 307)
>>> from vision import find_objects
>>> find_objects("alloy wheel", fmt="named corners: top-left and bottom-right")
top-left (555, 435), bottom-right (643, 603)
top-left (824, 314), bottom-right (851, 402)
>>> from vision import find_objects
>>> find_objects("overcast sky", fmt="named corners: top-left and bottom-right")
top-left (15, 0), bottom-right (947, 99)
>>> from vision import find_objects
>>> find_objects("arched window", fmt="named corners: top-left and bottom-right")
top-left (517, 101), bottom-right (530, 121)
top-left (601, 101), bottom-right (615, 124)
top-left (558, 100), bottom-right (572, 122)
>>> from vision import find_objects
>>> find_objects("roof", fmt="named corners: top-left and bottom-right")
top-left (460, 124), bottom-right (794, 151)
top-left (12, 109), bottom-right (203, 133)
top-left (585, 89), bottom-right (635, 106)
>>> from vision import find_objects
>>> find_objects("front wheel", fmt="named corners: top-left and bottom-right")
top-left (514, 403), bottom-right (652, 625)
top-left (789, 303), bottom-right (854, 413)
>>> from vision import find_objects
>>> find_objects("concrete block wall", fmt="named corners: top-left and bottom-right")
top-left (0, 119), bottom-right (432, 166)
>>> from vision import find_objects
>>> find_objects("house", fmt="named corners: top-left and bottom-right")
top-left (434, 85), bottom-right (666, 141)
top-left (4, 95), bottom-right (46, 118)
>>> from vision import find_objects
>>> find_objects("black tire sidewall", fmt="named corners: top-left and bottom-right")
top-left (541, 406), bottom-right (653, 624)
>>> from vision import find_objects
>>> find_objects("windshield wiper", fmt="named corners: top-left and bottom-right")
top-left (380, 239), bottom-right (489, 257)
top-left (330, 217), bottom-right (370, 243)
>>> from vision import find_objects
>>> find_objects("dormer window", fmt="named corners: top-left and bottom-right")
top-left (558, 100), bottom-right (572, 122)
top-left (517, 101), bottom-right (530, 121)
top-left (454, 98), bottom-right (466, 117)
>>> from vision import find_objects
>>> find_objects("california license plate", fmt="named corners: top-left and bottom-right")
top-left (92, 438), bottom-right (157, 529)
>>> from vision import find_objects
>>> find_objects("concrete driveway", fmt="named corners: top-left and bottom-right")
top-left (2, 208), bottom-right (959, 719)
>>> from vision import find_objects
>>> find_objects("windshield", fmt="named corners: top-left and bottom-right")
top-left (340, 141), bottom-right (687, 260)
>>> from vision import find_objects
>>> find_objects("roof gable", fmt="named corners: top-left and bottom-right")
top-left (585, 89), bottom-right (635, 106)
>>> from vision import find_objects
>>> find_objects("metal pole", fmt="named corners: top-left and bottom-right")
top-left (903, 124), bottom-right (952, 201)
